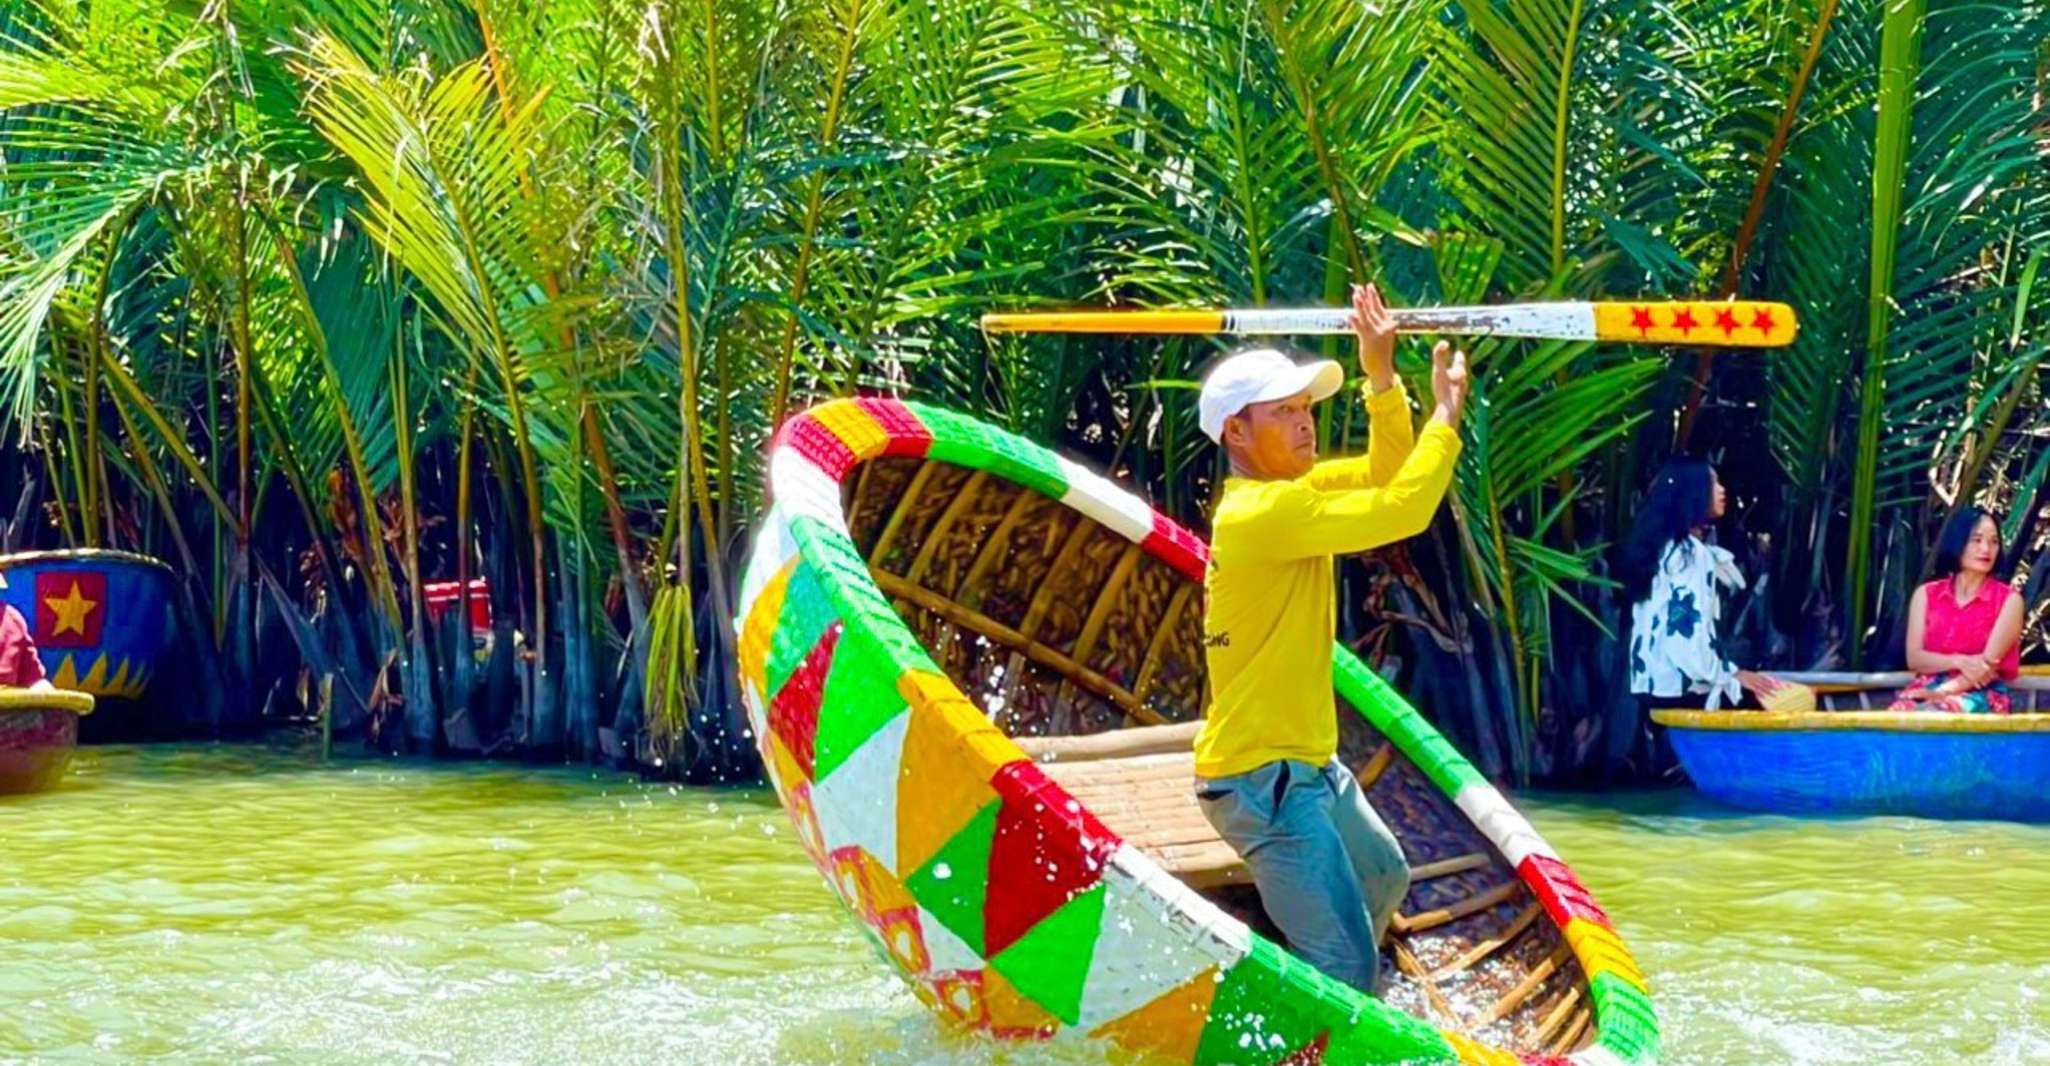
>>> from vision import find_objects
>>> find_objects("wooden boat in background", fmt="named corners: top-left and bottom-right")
top-left (0, 688), bottom-right (96, 794)
top-left (1654, 669), bottom-right (2050, 821)
top-left (736, 398), bottom-right (1657, 1065)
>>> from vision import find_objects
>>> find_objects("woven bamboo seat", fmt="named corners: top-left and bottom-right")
top-left (1014, 721), bottom-right (1249, 888)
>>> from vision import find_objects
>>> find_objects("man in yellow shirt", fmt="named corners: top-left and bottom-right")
top-left (1192, 282), bottom-right (1468, 994)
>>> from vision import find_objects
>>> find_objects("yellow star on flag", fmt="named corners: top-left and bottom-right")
top-left (46, 579), bottom-right (98, 636)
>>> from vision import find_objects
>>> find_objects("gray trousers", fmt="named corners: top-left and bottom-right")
top-left (1195, 758), bottom-right (1411, 993)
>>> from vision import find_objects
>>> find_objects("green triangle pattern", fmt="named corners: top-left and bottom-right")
top-left (1321, 997), bottom-right (1455, 1065)
top-left (765, 562), bottom-right (837, 698)
top-left (1194, 939), bottom-right (1352, 1065)
top-left (987, 882), bottom-right (1108, 1026)
top-left (811, 625), bottom-right (910, 781)
top-left (904, 800), bottom-right (999, 957)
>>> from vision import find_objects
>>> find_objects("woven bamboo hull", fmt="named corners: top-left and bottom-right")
top-left (1655, 674), bottom-right (2050, 820)
top-left (738, 398), bottom-right (1657, 1065)
top-left (0, 691), bottom-right (95, 794)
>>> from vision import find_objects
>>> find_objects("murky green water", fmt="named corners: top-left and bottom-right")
top-left (4, 746), bottom-right (2046, 1064)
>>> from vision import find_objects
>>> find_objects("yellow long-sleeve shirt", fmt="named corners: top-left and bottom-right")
top-left (1193, 381), bottom-right (1462, 779)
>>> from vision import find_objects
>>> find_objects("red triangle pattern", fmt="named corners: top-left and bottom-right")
top-left (1277, 1033), bottom-right (1330, 1065)
top-left (768, 622), bottom-right (840, 781)
top-left (981, 760), bottom-right (1122, 957)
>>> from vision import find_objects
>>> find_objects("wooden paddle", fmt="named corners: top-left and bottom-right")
top-left (980, 300), bottom-right (1798, 348)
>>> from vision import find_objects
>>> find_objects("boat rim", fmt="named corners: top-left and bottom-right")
top-left (0, 687), bottom-right (95, 716)
top-left (0, 548), bottom-right (176, 574)
top-left (1652, 709), bottom-right (2050, 733)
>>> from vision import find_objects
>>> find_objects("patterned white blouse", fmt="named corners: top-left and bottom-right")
top-left (1628, 536), bottom-right (1744, 709)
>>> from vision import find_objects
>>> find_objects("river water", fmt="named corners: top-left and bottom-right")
top-left (4, 744), bottom-right (2046, 1064)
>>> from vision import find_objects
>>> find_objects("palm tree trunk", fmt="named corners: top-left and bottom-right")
top-left (391, 339), bottom-right (439, 752)
top-left (653, 0), bottom-right (741, 774)
top-left (772, 0), bottom-right (866, 427)
top-left (223, 191), bottom-right (260, 725)
top-left (450, 374), bottom-right (480, 748)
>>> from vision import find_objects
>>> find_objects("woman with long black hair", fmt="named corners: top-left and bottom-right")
top-left (1620, 458), bottom-right (1787, 711)
top-left (1890, 506), bottom-right (2025, 713)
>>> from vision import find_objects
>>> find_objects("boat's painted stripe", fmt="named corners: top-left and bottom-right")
top-left (910, 401), bottom-right (1072, 502)
top-left (768, 445), bottom-right (853, 535)
top-left (1335, 654), bottom-right (1488, 796)
top-left (1055, 456), bottom-right (1157, 542)
top-left (1142, 511), bottom-right (1209, 584)
top-left (1518, 854), bottom-right (1615, 932)
top-left (1453, 783), bottom-right (1562, 869)
top-left (854, 397), bottom-right (937, 456)
top-left (1586, 972), bottom-right (1660, 1064)
top-left (1653, 708), bottom-right (2050, 733)
top-left (778, 409), bottom-right (862, 482)
top-left (1563, 919), bottom-right (1649, 993)
top-left (811, 398), bottom-right (894, 461)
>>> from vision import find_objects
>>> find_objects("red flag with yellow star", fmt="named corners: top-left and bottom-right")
top-left (36, 571), bottom-right (105, 648)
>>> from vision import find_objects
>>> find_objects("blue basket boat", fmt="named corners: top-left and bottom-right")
top-left (0, 549), bottom-right (178, 702)
top-left (1653, 670), bottom-right (2050, 822)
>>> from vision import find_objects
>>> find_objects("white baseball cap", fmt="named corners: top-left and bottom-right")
top-left (1197, 348), bottom-right (1344, 443)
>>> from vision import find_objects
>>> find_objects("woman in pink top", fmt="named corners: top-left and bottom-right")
top-left (0, 571), bottom-right (48, 689)
top-left (1891, 506), bottom-right (2025, 713)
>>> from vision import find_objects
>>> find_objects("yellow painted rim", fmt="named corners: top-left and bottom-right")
top-left (0, 687), bottom-right (94, 716)
top-left (1652, 709), bottom-right (2050, 733)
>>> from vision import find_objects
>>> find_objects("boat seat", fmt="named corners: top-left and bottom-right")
top-left (1013, 721), bottom-right (1251, 889)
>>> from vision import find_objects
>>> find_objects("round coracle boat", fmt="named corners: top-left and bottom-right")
top-left (736, 398), bottom-right (1657, 1065)
top-left (1654, 669), bottom-right (2050, 821)
top-left (0, 687), bottom-right (96, 794)
top-left (0, 549), bottom-right (177, 701)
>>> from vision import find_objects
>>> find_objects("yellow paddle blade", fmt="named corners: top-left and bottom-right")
top-left (1590, 300), bottom-right (1796, 347)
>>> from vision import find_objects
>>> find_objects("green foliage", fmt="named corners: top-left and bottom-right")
top-left (0, 0), bottom-right (2040, 782)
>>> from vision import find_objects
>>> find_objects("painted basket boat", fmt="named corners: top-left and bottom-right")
top-left (736, 398), bottom-right (1657, 1065)
top-left (0, 687), bottom-right (96, 794)
top-left (0, 549), bottom-right (177, 700)
top-left (1653, 669), bottom-right (2050, 821)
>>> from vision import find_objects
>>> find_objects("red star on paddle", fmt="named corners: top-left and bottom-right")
top-left (1629, 306), bottom-right (1655, 337)
top-left (1751, 307), bottom-right (1778, 335)
top-left (1670, 306), bottom-right (1699, 336)
top-left (1714, 307), bottom-right (1740, 337)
